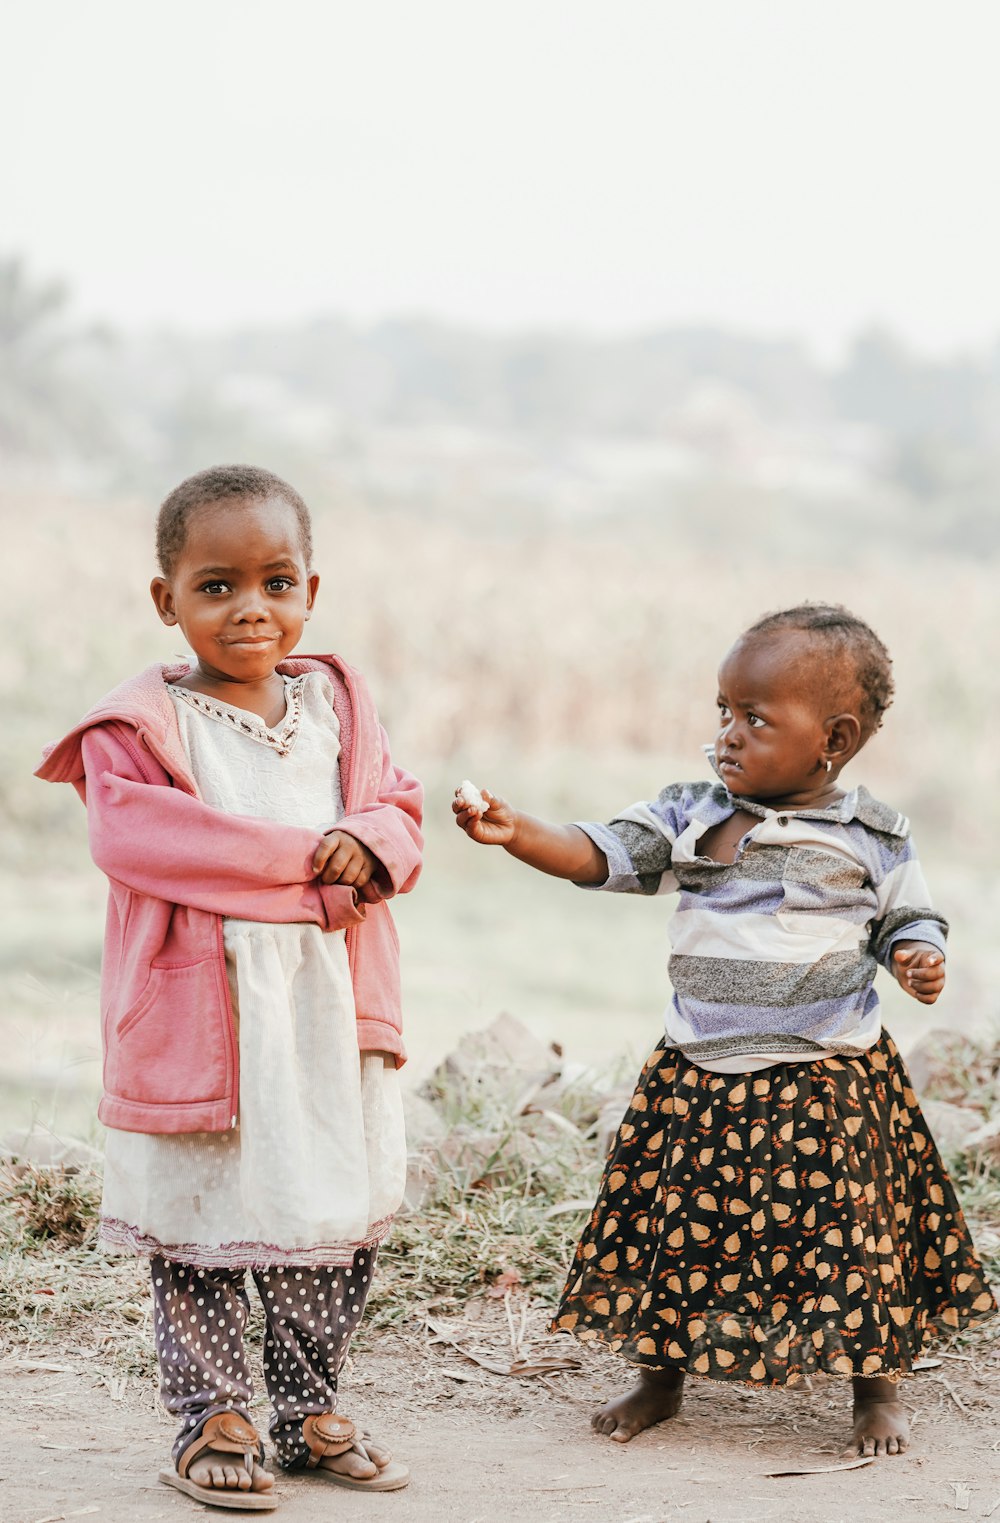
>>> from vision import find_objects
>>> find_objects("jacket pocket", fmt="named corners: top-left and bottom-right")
top-left (105, 957), bottom-right (233, 1107)
top-left (776, 847), bottom-right (869, 937)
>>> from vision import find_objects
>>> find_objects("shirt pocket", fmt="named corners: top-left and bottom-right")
top-left (776, 846), bottom-right (871, 939)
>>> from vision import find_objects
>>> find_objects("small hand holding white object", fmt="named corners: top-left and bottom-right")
top-left (455, 779), bottom-right (489, 816)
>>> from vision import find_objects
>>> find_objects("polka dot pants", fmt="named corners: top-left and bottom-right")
top-left (151, 1250), bottom-right (375, 1470)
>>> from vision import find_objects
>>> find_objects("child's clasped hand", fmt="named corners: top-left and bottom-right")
top-left (313, 829), bottom-right (380, 888)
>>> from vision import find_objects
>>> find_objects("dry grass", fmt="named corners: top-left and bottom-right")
top-left (2, 1037), bottom-right (996, 1378)
top-left (0, 1161), bottom-right (101, 1245)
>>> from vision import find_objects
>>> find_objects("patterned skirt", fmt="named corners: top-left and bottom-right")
top-left (553, 1032), bottom-right (996, 1384)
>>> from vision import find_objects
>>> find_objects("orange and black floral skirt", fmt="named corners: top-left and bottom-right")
top-left (552, 1031), bottom-right (996, 1384)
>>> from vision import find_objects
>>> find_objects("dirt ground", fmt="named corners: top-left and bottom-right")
top-left (3, 1327), bottom-right (999, 1523)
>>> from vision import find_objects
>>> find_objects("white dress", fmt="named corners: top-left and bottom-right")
top-left (99, 672), bottom-right (407, 1270)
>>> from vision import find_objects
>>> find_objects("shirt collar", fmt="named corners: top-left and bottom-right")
top-left (700, 745), bottom-right (908, 837)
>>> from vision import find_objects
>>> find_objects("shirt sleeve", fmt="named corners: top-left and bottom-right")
top-left (574, 786), bottom-right (688, 895)
top-left (869, 834), bottom-right (948, 967)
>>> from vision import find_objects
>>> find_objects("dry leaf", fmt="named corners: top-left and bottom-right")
top-left (6, 1360), bottom-right (79, 1374)
top-left (508, 1355), bottom-right (583, 1377)
top-left (527, 1107), bottom-right (585, 1138)
top-left (526, 1482), bottom-right (607, 1493)
top-left (486, 1268), bottom-right (522, 1298)
top-left (426, 1317), bottom-right (581, 1378)
top-left (33, 1508), bottom-right (100, 1523)
top-left (544, 1199), bottom-right (594, 1217)
top-left (933, 1375), bottom-right (970, 1414)
top-left (951, 1482), bottom-right (971, 1511)
top-left (765, 1457), bottom-right (875, 1476)
top-left (913, 1357), bottom-right (943, 1371)
top-left (426, 1317), bottom-right (511, 1375)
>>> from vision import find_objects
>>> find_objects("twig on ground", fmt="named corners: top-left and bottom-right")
top-left (933, 1375), bottom-right (971, 1415)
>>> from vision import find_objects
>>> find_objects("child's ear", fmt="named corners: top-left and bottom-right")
top-left (305, 571), bottom-right (320, 616)
top-left (150, 577), bottom-right (179, 626)
top-left (825, 712), bottom-right (862, 764)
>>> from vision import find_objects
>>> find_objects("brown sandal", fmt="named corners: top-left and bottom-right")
top-left (158, 1411), bottom-right (279, 1511)
top-left (301, 1412), bottom-right (410, 1491)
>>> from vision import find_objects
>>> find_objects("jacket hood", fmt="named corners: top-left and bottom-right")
top-left (36, 654), bottom-right (357, 787)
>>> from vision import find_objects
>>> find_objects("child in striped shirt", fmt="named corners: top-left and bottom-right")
top-left (453, 603), bottom-right (995, 1460)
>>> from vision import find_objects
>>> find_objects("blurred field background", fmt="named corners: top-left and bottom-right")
top-left (4, 261), bottom-right (1000, 1140)
top-left (3, 1), bottom-right (1000, 1145)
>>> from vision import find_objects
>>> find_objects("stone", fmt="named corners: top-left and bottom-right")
top-left (402, 1088), bottom-right (448, 1150)
top-left (430, 1011), bottom-right (561, 1087)
top-left (904, 1029), bottom-right (974, 1102)
top-left (921, 1099), bottom-right (982, 1156)
top-left (964, 1112), bottom-right (1000, 1161)
top-left (400, 1152), bottom-right (438, 1215)
top-left (595, 1091), bottom-right (633, 1157)
top-left (0, 1128), bottom-right (102, 1177)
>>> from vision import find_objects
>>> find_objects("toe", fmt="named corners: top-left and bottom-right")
top-left (861, 1437), bottom-right (875, 1458)
top-left (321, 1449), bottom-right (378, 1480)
top-left (591, 1412), bottom-right (614, 1434)
top-left (253, 1465), bottom-right (275, 1493)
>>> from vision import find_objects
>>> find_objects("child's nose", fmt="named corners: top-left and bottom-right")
top-left (233, 599), bottom-right (269, 623)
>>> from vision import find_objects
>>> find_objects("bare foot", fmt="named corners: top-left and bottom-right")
top-left (185, 1447), bottom-right (275, 1493)
top-left (847, 1375), bottom-right (910, 1458)
top-left (591, 1368), bottom-right (685, 1443)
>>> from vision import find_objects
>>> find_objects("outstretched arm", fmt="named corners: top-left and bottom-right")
top-left (453, 787), bottom-right (608, 884)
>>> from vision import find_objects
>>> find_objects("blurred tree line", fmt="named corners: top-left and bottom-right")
top-left (3, 253), bottom-right (1000, 556)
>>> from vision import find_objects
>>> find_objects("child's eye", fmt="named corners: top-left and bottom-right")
top-left (200, 581), bottom-right (230, 595)
top-left (266, 577), bottom-right (294, 592)
top-left (717, 703), bottom-right (731, 722)
top-left (747, 712), bottom-right (765, 728)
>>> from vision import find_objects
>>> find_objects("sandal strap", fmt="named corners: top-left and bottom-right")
top-left (177, 1412), bottom-right (262, 1480)
top-left (302, 1412), bottom-right (358, 1467)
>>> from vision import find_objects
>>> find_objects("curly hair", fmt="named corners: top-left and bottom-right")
top-left (156, 465), bottom-right (312, 575)
top-left (742, 603), bottom-right (894, 737)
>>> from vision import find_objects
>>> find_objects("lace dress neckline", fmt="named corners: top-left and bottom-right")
top-left (167, 674), bottom-right (307, 758)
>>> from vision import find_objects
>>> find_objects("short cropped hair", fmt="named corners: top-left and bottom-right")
top-left (156, 465), bottom-right (313, 575)
top-left (744, 603), bottom-right (895, 738)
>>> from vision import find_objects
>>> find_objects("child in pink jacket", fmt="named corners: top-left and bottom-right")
top-left (37, 464), bottom-right (422, 1510)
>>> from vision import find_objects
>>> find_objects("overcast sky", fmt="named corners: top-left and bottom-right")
top-left (3, 0), bottom-right (999, 358)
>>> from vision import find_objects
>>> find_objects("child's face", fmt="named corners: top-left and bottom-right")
top-left (150, 496), bottom-right (319, 684)
top-left (714, 633), bottom-right (840, 803)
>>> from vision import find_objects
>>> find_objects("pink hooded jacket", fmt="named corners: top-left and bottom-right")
top-left (36, 654), bottom-right (423, 1136)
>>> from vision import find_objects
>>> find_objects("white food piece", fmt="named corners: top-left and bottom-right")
top-left (456, 779), bottom-right (489, 814)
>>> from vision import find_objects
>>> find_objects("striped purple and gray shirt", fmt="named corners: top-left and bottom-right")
top-left (576, 780), bottom-right (947, 1070)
